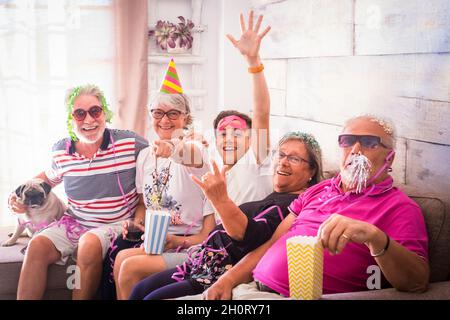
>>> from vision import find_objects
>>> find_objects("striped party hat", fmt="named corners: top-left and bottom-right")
top-left (160, 58), bottom-right (183, 94)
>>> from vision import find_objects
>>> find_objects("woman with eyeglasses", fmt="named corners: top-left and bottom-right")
top-left (99, 86), bottom-right (218, 300)
top-left (126, 132), bottom-right (323, 300)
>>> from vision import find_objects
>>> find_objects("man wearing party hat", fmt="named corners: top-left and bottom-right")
top-left (8, 84), bottom-right (149, 299)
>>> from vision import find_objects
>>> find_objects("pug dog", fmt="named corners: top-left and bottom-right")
top-left (2, 178), bottom-right (66, 247)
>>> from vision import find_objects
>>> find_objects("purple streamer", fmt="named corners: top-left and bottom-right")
top-left (107, 228), bottom-right (119, 283)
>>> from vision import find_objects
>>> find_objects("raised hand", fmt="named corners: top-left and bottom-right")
top-left (226, 10), bottom-right (271, 64)
top-left (190, 160), bottom-right (230, 205)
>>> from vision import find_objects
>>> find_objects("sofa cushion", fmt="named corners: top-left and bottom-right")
top-left (0, 226), bottom-right (72, 300)
top-left (409, 196), bottom-right (450, 282)
top-left (322, 281), bottom-right (450, 300)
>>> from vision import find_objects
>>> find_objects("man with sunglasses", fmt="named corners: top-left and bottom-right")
top-left (204, 115), bottom-right (429, 299)
top-left (8, 84), bottom-right (149, 300)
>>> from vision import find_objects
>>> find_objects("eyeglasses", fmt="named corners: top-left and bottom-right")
top-left (273, 151), bottom-right (310, 166)
top-left (150, 109), bottom-right (185, 120)
top-left (338, 134), bottom-right (388, 149)
top-left (72, 106), bottom-right (103, 121)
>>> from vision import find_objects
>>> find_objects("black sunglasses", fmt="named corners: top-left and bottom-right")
top-left (150, 109), bottom-right (185, 120)
top-left (72, 105), bottom-right (103, 121)
top-left (338, 134), bottom-right (388, 149)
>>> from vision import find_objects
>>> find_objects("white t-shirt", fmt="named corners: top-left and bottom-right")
top-left (136, 146), bottom-right (214, 235)
top-left (216, 148), bottom-right (273, 208)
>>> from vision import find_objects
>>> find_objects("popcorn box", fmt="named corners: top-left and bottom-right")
top-left (144, 209), bottom-right (171, 255)
top-left (286, 236), bottom-right (323, 300)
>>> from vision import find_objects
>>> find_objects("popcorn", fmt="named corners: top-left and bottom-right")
top-left (286, 236), bottom-right (323, 300)
top-left (144, 209), bottom-right (171, 255)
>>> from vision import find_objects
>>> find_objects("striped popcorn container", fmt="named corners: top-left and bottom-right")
top-left (286, 236), bottom-right (323, 300)
top-left (144, 209), bottom-right (171, 255)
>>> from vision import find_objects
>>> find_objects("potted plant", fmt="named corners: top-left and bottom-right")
top-left (149, 16), bottom-right (195, 53)
top-left (174, 16), bottom-right (195, 51)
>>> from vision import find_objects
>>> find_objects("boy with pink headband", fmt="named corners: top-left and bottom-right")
top-left (210, 11), bottom-right (273, 207)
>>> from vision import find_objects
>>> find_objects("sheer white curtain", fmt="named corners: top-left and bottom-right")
top-left (0, 0), bottom-right (116, 226)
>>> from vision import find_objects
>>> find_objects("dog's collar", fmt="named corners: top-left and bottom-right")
top-left (66, 128), bottom-right (111, 155)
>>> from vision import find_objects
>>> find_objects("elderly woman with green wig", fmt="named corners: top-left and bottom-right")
top-left (8, 84), bottom-right (149, 300)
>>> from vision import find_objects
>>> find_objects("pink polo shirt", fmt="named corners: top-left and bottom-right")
top-left (252, 175), bottom-right (428, 296)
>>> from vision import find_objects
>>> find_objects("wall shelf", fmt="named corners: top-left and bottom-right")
top-left (148, 54), bottom-right (206, 65)
top-left (148, 24), bottom-right (207, 33)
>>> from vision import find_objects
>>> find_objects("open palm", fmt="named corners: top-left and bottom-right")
top-left (227, 11), bottom-right (271, 61)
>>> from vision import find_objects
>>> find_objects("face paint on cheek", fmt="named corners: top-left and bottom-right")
top-left (341, 153), bottom-right (372, 194)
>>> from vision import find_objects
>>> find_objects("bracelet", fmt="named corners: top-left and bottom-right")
top-left (248, 63), bottom-right (264, 74)
top-left (371, 232), bottom-right (390, 257)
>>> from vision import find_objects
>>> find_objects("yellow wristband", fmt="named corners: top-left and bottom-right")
top-left (248, 63), bottom-right (264, 74)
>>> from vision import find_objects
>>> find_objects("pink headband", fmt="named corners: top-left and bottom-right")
top-left (217, 115), bottom-right (248, 132)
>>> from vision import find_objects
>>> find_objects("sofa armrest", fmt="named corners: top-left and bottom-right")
top-left (321, 281), bottom-right (450, 300)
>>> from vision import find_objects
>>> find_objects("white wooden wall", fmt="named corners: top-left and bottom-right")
top-left (250, 0), bottom-right (450, 204)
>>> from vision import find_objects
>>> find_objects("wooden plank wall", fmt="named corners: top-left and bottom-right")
top-left (253, 0), bottom-right (450, 203)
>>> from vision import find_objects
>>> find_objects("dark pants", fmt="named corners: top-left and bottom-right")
top-left (129, 267), bottom-right (204, 300)
top-left (100, 236), bottom-right (142, 300)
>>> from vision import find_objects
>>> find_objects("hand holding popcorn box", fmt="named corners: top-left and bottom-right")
top-left (286, 235), bottom-right (323, 300)
top-left (144, 209), bottom-right (171, 255)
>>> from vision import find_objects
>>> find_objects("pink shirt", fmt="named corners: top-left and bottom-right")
top-left (252, 175), bottom-right (428, 296)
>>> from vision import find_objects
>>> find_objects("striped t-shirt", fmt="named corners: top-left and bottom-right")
top-left (45, 128), bottom-right (148, 228)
